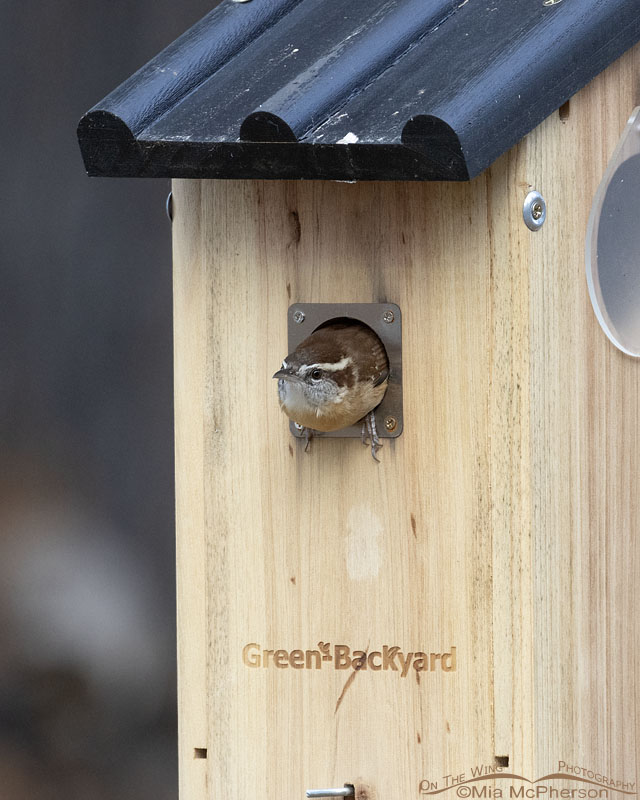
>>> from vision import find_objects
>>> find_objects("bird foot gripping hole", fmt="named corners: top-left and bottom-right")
top-left (361, 411), bottom-right (382, 461)
top-left (303, 427), bottom-right (313, 452)
top-left (300, 421), bottom-right (381, 460)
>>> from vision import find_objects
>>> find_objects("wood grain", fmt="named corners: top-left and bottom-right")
top-left (173, 43), bottom-right (640, 800)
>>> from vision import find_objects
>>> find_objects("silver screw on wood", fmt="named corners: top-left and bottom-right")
top-left (523, 191), bottom-right (546, 231)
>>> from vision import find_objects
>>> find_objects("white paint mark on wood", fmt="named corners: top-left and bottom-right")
top-left (346, 504), bottom-right (382, 579)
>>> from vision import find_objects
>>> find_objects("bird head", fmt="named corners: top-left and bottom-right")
top-left (272, 322), bottom-right (389, 433)
top-left (273, 355), bottom-right (352, 417)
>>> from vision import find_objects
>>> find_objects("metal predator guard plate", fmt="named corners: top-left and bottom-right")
top-left (285, 303), bottom-right (403, 440)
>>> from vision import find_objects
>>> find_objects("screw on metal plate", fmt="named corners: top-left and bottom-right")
top-left (294, 422), bottom-right (304, 432)
top-left (306, 788), bottom-right (354, 798)
top-left (384, 416), bottom-right (397, 432)
top-left (166, 191), bottom-right (173, 222)
top-left (293, 310), bottom-right (306, 324)
top-left (382, 309), bottom-right (395, 323)
top-left (523, 191), bottom-right (546, 231)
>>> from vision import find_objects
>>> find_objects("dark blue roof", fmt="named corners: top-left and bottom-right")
top-left (78, 0), bottom-right (640, 181)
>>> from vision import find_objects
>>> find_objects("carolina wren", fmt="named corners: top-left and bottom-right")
top-left (273, 321), bottom-right (389, 460)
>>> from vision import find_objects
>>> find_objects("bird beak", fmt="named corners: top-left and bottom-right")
top-left (272, 368), bottom-right (302, 383)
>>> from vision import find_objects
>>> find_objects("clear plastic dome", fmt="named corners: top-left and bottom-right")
top-left (586, 107), bottom-right (640, 357)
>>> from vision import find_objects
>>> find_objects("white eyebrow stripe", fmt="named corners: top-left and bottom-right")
top-left (303, 356), bottom-right (353, 373)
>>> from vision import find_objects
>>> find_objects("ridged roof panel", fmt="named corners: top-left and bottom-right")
top-left (78, 0), bottom-right (640, 181)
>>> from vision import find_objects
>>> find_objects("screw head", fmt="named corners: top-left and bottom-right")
top-left (292, 310), bottom-right (305, 324)
top-left (523, 191), bottom-right (546, 231)
top-left (383, 309), bottom-right (395, 324)
top-left (384, 416), bottom-right (397, 432)
top-left (294, 422), bottom-right (304, 431)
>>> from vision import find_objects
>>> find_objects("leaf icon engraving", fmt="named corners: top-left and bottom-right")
top-left (318, 642), bottom-right (332, 661)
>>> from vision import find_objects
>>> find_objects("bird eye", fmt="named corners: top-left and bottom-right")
top-left (310, 368), bottom-right (322, 380)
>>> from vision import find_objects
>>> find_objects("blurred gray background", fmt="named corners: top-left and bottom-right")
top-left (0, 2), bottom-right (215, 796)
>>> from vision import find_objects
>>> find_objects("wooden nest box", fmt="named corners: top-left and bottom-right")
top-left (79, 2), bottom-right (640, 799)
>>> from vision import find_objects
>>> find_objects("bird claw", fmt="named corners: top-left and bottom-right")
top-left (303, 427), bottom-right (313, 452)
top-left (301, 420), bottom-right (381, 460)
top-left (363, 411), bottom-right (382, 462)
